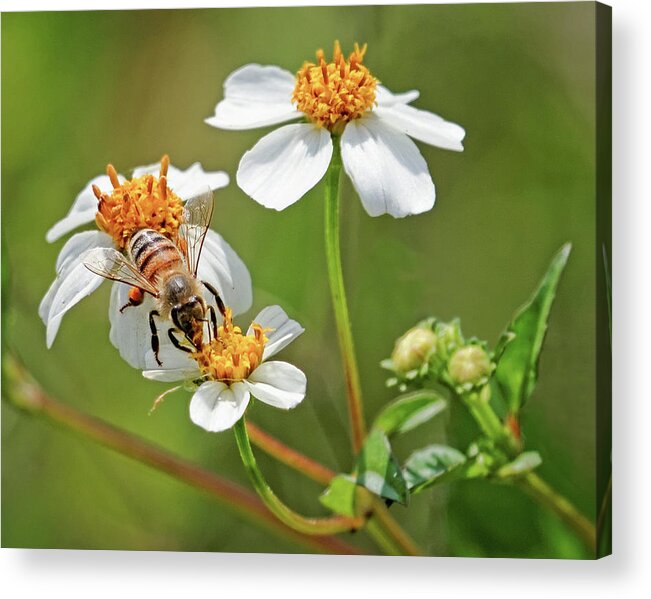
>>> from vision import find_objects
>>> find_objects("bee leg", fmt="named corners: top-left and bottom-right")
top-left (202, 281), bottom-right (227, 318)
top-left (171, 305), bottom-right (201, 349)
top-left (149, 310), bottom-right (162, 366)
top-left (170, 305), bottom-right (183, 331)
top-left (184, 330), bottom-right (197, 347)
top-left (168, 329), bottom-right (193, 354)
top-left (121, 286), bottom-right (145, 313)
top-left (208, 305), bottom-right (218, 340)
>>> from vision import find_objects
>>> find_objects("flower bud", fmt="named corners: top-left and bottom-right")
top-left (447, 345), bottom-right (491, 386)
top-left (435, 319), bottom-right (464, 356)
top-left (390, 327), bottom-right (438, 373)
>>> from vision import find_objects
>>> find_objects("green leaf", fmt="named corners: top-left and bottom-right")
top-left (319, 475), bottom-right (360, 517)
top-left (496, 451), bottom-right (542, 478)
top-left (495, 243), bottom-right (571, 412)
top-left (493, 330), bottom-right (516, 364)
top-left (373, 391), bottom-right (447, 436)
top-left (403, 444), bottom-right (467, 493)
top-left (355, 430), bottom-right (409, 505)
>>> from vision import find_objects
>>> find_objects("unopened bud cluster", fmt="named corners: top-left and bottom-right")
top-left (382, 317), bottom-right (494, 394)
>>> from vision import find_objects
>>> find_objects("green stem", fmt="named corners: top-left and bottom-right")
top-left (462, 388), bottom-right (519, 456)
top-left (462, 385), bottom-right (595, 552)
top-left (365, 519), bottom-right (403, 556)
top-left (233, 416), bottom-right (364, 536)
top-left (371, 500), bottom-right (423, 556)
top-left (518, 472), bottom-right (597, 553)
top-left (324, 138), bottom-right (366, 453)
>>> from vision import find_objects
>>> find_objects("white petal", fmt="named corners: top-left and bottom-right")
top-left (189, 381), bottom-right (250, 432)
top-left (108, 283), bottom-right (154, 369)
top-left (132, 162), bottom-right (229, 199)
top-left (142, 367), bottom-right (200, 383)
top-left (198, 230), bottom-right (253, 317)
top-left (375, 85), bottom-right (420, 107)
top-left (46, 174), bottom-right (122, 242)
top-left (206, 103), bottom-right (301, 131)
top-left (40, 232), bottom-right (113, 323)
top-left (168, 164), bottom-right (229, 199)
top-left (237, 124), bottom-right (332, 210)
top-left (248, 305), bottom-right (304, 361)
top-left (341, 114), bottom-right (435, 218)
top-left (376, 103), bottom-right (465, 151)
top-left (54, 230), bottom-right (114, 275)
top-left (46, 209), bottom-right (97, 244)
top-left (205, 64), bottom-right (300, 130)
top-left (39, 280), bottom-right (59, 326)
top-left (45, 263), bottom-right (104, 326)
top-left (245, 361), bottom-right (306, 410)
top-left (222, 64), bottom-right (297, 104)
top-left (44, 251), bottom-right (107, 347)
top-left (108, 283), bottom-right (201, 371)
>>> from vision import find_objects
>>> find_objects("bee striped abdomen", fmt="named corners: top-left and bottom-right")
top-left (129, 229), bottom-right (183, 283)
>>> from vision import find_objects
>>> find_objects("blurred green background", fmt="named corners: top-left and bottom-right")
top-left (2, 2), bottom-right (597, 557)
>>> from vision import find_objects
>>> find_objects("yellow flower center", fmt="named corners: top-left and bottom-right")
top-left (192, 308), bottom-right (269, 383)
top-left (292, 41), bottom-right (378, 133)
top-left (93, 155), bottom-right (184, 250)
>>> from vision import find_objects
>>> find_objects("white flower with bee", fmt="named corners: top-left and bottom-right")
top-left (40, 156), bottom-right (252, 369)
top-left (143, 304), bottom-right (306, 433)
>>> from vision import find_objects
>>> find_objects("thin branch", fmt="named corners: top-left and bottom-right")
top-left (518, 472), bottom-right (596, 553)
top-left (2, 354), bottom-right (362, 555)
top-left (247, 421), bottom-right (334, 486)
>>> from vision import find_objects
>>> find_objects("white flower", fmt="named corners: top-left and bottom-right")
top-left (40, 157), bottom-right (253, 369)
top-left (206, 42), bottom-right (465, 218)
top-left (143, 305), bottom-right (306, 432)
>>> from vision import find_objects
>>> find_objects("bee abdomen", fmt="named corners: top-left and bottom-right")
top-left (129, 229), bottom-right (183, 282)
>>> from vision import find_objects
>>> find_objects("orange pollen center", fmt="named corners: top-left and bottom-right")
top-left (94, 155), bottom-right (184, 250)
top-left (192, 308), bottom-right (269, 384)
top-left (292, 41), bottom-right (378, 133)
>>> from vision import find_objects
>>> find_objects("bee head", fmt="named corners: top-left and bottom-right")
top-left (172, 296), bottom-right (206, 337)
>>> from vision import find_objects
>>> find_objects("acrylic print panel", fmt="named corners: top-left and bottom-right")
top-left (1, 2), bottom-right (611, 558)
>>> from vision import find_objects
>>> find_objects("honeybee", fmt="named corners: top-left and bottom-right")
top-left (83, 187), bottom-right (225, 366)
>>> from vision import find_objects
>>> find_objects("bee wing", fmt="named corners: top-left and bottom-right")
top-left (179, 186), bottom-right (214, 277)
top-left (83, 247), bottom-right (159, 296)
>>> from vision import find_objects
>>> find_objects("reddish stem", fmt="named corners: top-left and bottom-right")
top-left (247, 422), bottom-right (335, 486)
top-left (3, 355), bottom-right (361, 555)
